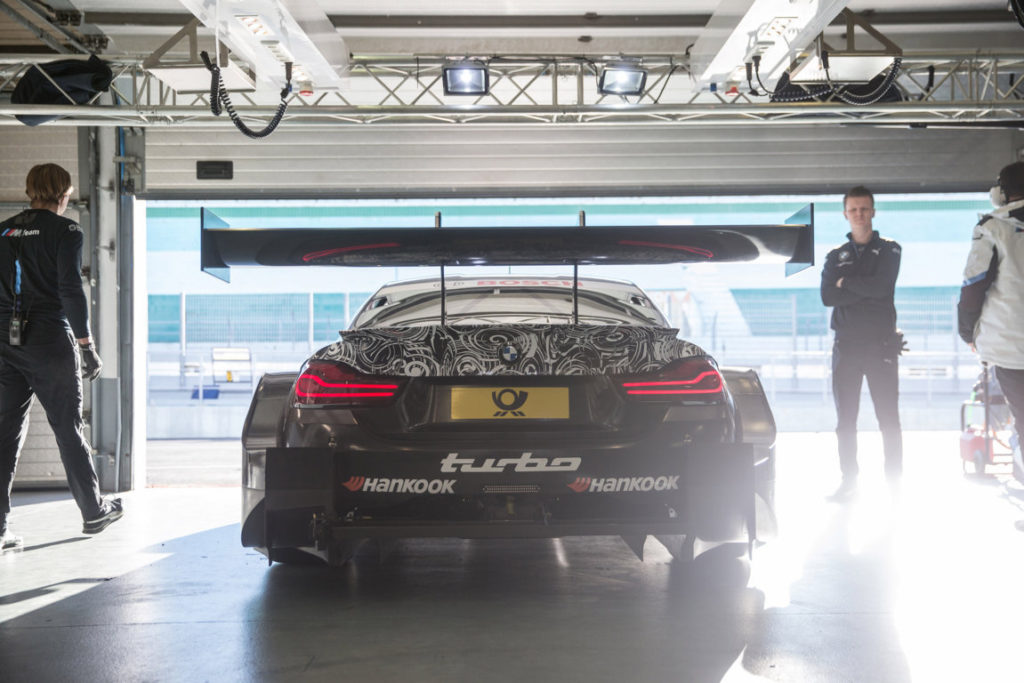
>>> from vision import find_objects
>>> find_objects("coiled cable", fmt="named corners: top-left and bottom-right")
top-left (828, 56), bottom-right (903, 106)
top-left (201, 51), bottom-right (292, 139)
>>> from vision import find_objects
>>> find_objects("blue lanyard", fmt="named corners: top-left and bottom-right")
top-left (14, 258), bottom-right (20, 295)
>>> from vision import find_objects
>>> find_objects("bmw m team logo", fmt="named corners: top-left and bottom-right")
top-left (492, 388), bottom-right (528, 416)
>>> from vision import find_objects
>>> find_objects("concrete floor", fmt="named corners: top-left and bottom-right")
top-left (3, 432), bottom-right (1024, 682)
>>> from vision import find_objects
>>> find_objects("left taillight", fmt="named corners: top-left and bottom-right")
top-left (293, 360), bottom-right (404, 407)
top-left (619, 357), bottom-right (724, 402)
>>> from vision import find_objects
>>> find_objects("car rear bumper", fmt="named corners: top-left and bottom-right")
top-left (242, 441), bottom-right (775, 560)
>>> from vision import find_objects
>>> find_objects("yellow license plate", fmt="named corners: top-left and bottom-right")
top-left (450, 386), bottom-right (569, 420)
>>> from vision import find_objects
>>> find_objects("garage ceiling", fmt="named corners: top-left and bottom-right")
top-left (0, 0), bottom-right (1021, 128)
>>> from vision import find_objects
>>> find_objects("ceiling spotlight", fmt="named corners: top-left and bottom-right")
top-left (598, 64), bottom-right (648, 96)
top-left (442, 61), bottom-right (489, 96)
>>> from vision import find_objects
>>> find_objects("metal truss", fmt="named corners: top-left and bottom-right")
top-left (0, 52), bottom-right (1021, 128)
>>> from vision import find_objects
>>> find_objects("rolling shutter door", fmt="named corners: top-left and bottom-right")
top-left (144, 124), bottom-right (1022, 196)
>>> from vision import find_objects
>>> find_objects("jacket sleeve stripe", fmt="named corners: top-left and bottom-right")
top-left (962, 271), bottom-right (990, 287)
top-left (957, 249), bottom-right (998, 344)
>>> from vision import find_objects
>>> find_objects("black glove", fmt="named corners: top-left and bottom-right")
top-left (79, 343), bottom-right (103, 380)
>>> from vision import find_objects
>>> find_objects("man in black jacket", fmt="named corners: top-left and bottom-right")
top-left (0, 163), bottom-right (122, 552)
top-left (821, 186), bottom-right (904, 501)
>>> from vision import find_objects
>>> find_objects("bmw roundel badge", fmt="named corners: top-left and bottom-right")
top-left (500, 344), bottom-right (519, 363)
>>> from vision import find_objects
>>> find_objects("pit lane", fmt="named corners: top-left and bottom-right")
top-left (3, 431), bottom-right (1023, 682)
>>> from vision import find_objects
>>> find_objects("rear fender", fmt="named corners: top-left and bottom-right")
top-left (721, 368), bottom-right (778, 541)
top-left (720, 368), bottom-right (776, 446)
top-left (241, 372), bottom-right (298, 548)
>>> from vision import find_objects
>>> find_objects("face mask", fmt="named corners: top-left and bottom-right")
top-left (990, 185), bottom-right (1007, 208)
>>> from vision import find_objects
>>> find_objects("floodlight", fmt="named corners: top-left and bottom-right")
top-left (442, 61), bottom-right (489, 96)
top-left (598, 65), bottom-right (648, 96)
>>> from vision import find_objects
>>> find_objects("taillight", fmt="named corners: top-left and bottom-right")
top-left (620, 357), bottom-right (724, 402)
top-left (294, 360), bottom-right (404, 407)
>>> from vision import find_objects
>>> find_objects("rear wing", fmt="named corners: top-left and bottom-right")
top-left (201, 205), bottom-right (814, 283)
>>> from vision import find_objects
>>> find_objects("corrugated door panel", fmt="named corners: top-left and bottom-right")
top-left (144, 125), bottom-right (1021, 196)
top-left (15, 402), bottom-right (66, 487)
top-left (1, 127), bottom-right (79, 488)
top-left (0, 127), bottom-right (79, 202)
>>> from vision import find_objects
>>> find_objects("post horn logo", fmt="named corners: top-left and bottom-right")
top-left (492, 388), bottom-right (528, 416)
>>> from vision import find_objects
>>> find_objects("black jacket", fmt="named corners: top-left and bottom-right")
top-left (821, 230), bottom-right (901, 344)
top-left (0, 208), bottom-right (90, 344)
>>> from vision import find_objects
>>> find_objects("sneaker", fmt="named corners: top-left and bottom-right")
top-left (82, 497), bottom-right (124, 535)
top-left (826, 479), bottom-right (858, 503)
top-left (1, 528), bottom-right (24, 552)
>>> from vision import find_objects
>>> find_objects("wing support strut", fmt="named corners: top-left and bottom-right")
top-left (436, 211), bottom-right (447, 326)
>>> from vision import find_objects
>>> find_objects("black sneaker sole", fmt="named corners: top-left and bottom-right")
top-left (82, 510), bottom-right (124, 534)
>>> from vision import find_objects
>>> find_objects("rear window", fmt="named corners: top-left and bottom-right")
top-left (351, 284), bottom-right (667, 329)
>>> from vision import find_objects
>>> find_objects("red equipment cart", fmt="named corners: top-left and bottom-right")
top-left (960, 365), bottom-right (1015, 475)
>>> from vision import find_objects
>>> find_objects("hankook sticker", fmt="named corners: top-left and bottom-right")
top-left (342, 477), bottom-right (455, 494)
top-left (567, 476), bottom-right (680, 493)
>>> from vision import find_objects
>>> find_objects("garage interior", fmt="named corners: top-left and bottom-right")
top-left (2, 1), bottom-right (1024, 681)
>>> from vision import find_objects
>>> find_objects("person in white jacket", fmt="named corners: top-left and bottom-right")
top-left (957, 160), bottom-right (1024, 528)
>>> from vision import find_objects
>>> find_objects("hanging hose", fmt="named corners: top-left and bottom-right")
top-left (201, 51), bottom-right (292, 139)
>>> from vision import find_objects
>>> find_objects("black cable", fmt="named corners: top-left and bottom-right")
top-left (917, 65), bottom-right (935, 101)
top-left (745, 61), bottom-right (761, 96)
top-left (755, 55), bottom-right (832, 102)
top-left (828, 56), bottom-right (903, 106)
top-left (1010, 0), bottom-right (1024, 30)
top-left (653, 63), bottom-right (679, 103)
top-left (753, 55), bottom-right (772, 94)
top-left (201, 51), bottom-right (292, 139)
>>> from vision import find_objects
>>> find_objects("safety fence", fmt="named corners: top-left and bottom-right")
top-left (149, 287), bottom-right (962, 347)
top-left (149, 292), bottom-right (371, 347)
top-left (146, 287), bottom-right (978, 435)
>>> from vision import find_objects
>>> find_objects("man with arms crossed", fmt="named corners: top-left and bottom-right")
top-left (821, 186), bottom-right (904, 501)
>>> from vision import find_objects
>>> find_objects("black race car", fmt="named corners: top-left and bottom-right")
top-left (200, 207), bottom-right (813, 565)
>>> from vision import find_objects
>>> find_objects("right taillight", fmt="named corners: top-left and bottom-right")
top-left (293, 360), bottom-right (404, 407)
top-left (619, 357), bottom-right (724, 402)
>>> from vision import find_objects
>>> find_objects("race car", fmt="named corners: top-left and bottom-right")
top-left (200, 206), bottom-right (814, 565)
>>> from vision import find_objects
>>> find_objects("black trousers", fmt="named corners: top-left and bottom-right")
top-left (994, 366), bottom-right (1024, 447)
top-left (832, 337), bottom-right (903, 480)
top-left (0, 331), bottom-right (103, 524)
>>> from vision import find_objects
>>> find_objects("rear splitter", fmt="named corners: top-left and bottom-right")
top-left (245, 443), bottom-right (762, 556)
